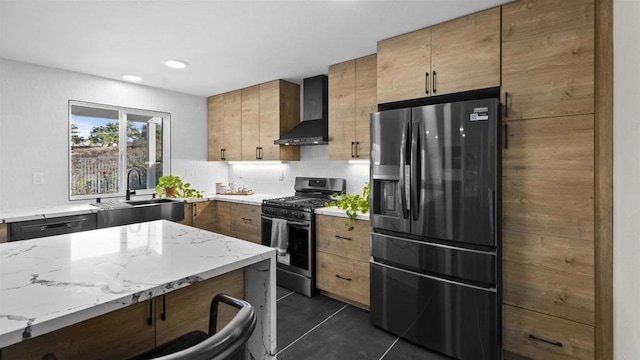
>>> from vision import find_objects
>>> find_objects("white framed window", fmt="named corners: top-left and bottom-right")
top-left (69, 101), bottom-right (171, 200)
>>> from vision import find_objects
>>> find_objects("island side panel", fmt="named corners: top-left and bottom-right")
top-left (245, 256), bottom-right (277, 359)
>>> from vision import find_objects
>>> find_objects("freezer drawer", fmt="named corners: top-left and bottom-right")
top-left (371, 232), bottom-right (496, 286)
top-left (370, 261), bottom-right (499, 360)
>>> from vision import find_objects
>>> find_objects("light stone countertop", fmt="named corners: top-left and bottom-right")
top-left (0, 194), bottom-right (358, 224)
top-left (314, 206), bottom-right (370, 221)
top-left (0, 220), bottom-right (276, 358)
top-left (0, 204), bottom-right (99, 224)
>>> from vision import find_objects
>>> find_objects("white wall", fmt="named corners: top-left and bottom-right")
top-left (0, 59), bottom-right (227, 210)
top-left (228, 145), bottom-right (370, 196)
top-left (613, 1), bottom-right (640, 359)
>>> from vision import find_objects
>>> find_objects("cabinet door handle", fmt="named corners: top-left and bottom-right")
top-left (528, 334), bottom-right (563, 348)
top-left (425, 72), bottom-right (429, 95)
top-left (241, 217), bottom-right (252, 222)
top-left (256, 147), bottom-right (260, 160)
top-left (351, 142), bottom-right (355, 158)
top-left (147, 300), bottom-right (153, 326)
top-left (335, 274), bottom-right (352, 281)
top-left (504, 124), bottom-right (509, 149)
top-left (160, 294), bottom-right (167, 321)
top-left (335, 235), bottom-right (352, 240)
top-left (355, 142), bottom-right (360, 158)
top-left (504, 92), bottom-right (509, 118)
top-left (259, 147), bottom-right (263, 159)
top-left (432, 71), bottom-right (437, 94)
top-left (221, 149), bottom-right (226, 161)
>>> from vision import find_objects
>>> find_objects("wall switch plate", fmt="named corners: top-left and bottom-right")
top-left (33, 172), bottom-right (44, 185)
top-left (279, 171), bottom-right (284, 181)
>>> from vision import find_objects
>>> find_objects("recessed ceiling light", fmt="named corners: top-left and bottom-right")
top-left (163, 60), bottom-right (188, 69)
top-left (122, 74), bottom-right (142, 82)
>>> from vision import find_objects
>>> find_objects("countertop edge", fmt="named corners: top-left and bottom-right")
top-left (314, 206), bottom-right (370, 221)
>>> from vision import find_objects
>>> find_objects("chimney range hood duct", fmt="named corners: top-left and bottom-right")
top-left (274, 75), bottom-right (328, 145)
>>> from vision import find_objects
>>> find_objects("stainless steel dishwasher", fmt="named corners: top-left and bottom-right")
top-left (8, 214), bottom-right (97, 241)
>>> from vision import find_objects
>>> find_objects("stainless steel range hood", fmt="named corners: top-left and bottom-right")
top-left (274, 75), bottom-right (328, 145)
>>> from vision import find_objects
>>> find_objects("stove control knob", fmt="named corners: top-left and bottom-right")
top-left (281, 210), bottom-right (288, 216)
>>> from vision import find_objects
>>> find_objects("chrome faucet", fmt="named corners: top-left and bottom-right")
top-left (126, 168), bottom-right (142, 201)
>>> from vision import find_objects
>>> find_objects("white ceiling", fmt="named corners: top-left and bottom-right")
top-left (0, 0), bottom-right (509, 97)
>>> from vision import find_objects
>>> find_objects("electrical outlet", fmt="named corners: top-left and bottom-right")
top-left (279, 171), bottom-right (284, 181)
top-left (33, 172), bottom-right (44, 185)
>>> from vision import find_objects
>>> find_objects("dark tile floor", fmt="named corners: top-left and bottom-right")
top-left (276, 287), bottom-right (452, 360)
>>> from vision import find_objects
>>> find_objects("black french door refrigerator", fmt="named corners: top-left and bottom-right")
top-left (369, 98), bottom-right (500, 360)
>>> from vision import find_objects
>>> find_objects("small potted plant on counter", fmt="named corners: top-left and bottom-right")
top-left (325, 183), bottom-right (370, 231)
top-left (155, 175), bottom-right (203, 199)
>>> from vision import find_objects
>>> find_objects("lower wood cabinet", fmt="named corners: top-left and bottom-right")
top-left (315, 215), bottom-right (370, 307)
top-left (503, 304), bottom-right (594, 360)
top-left (193, 201), bottom-right (217, 232)
top-left (0, 223), bottom-right (7, 243)
top-left (183, 200), bottom-right (261, 244)
top-left (154, 269), bottom-right (244, 345)
top-left (1, 270), bottom-right (244, 360)
top-left (214, 201), bottom-right (232, 236)
top-left (230, 203), bottom-right (261, 244)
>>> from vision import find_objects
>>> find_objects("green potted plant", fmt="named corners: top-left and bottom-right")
top-left (325, 183), bottom-right (370, 231)
top-left (155, 175), bottom-right (203, 199)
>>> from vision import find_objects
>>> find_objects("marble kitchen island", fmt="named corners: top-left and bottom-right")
top-left (0, 220), bottom-right (276, 359)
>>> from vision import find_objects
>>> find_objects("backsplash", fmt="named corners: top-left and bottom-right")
top-left (227, 146), bottom-right (369, 196)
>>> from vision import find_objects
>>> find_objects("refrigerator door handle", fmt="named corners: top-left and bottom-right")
top-left (410, 119), bottom-right (420, 221)
top-left (399, 120), bottom-right (410, 218)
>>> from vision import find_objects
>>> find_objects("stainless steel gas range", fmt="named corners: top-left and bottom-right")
top-left (261, 177), bottom-right (346, 297)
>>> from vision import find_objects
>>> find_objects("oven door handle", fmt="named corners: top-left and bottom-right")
top-left (261, 216), bottom-right (310, 228)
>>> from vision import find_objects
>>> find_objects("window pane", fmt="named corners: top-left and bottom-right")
top-left (70, 105), bottom-right (120, 196)
top-left (126, 113), bottom-right (164, 191)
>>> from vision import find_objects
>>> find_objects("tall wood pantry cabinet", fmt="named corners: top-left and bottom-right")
top-left (500, 0), bottom-right (608, 359)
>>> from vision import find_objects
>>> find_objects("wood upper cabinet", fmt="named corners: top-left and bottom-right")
top-left (241, 85), bottom-right (261, 160)
top-left (316, 215), bottom-right (370, 307)
top-left (207, 95), bottom-right (224, 161)
top-left (430, 7), bottom-right (500, 96)
top-left (209, 80), bottom-right (300, 162)
top-left (259, 80), bottom-right (300, 161)
top-left (377, 7), bottom-right (500, 104)
top-left (223, 90), bottom-right (243, 161)
top-left (208, 90), bottom-right (242, 161)
top-left (502, 0), bottom-right (595, 120)
top-left (328, 54), bottom-right (376, 160)
top-left (230, 203), bottom-right (261, 244)
top-left (377, 27), bottom-right (430, 104)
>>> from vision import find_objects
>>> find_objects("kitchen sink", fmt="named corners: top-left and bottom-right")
top-left (93, 199), bottom-right (184, 228)
top-left (125, 198), bottom-right (178, 206)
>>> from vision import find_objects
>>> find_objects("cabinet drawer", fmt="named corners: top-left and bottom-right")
top-left (503, 304), bottom-right (594, 360)
top-left (316, 215), bottom-right (370, 261)
top-left (316, 252), bottom-right (369, 306)
top-left (230, 203), bottom-right (261, 244)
